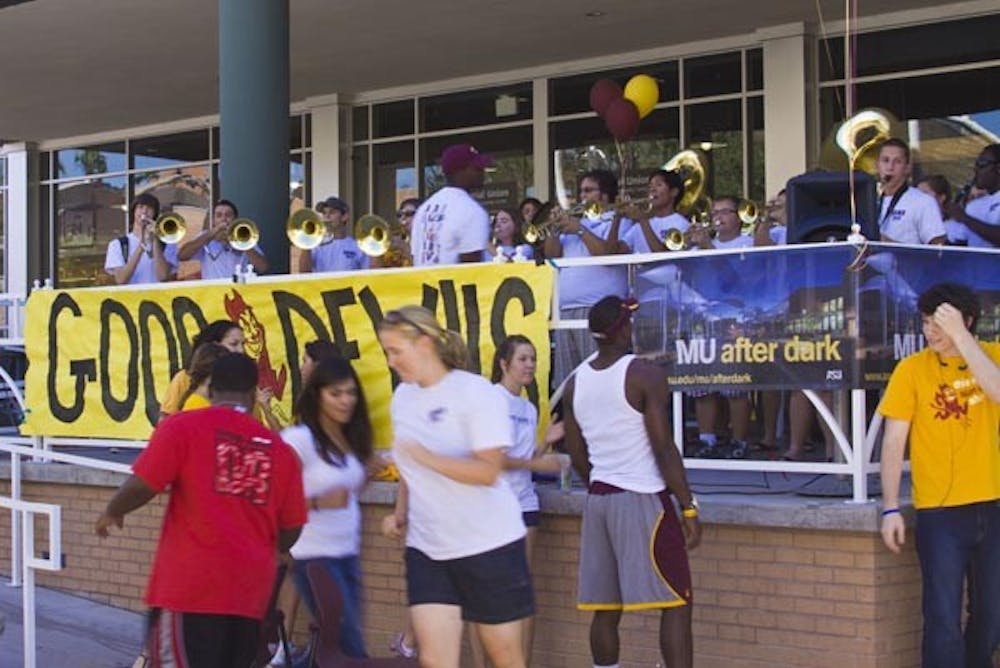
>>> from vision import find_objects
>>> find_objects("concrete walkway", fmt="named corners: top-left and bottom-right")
top-left (0, 576), bottom-right (143, 667)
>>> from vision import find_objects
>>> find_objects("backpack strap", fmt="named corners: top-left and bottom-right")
top-left (118, 235), bottom-right (130, 263)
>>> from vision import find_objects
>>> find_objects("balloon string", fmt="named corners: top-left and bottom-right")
top-left (615, 139), bottom-right (627, 201)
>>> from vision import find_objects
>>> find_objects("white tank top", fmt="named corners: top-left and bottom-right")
top-left (572, 354), bottom-right (665, 493)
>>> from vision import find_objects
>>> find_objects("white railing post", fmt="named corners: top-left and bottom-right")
top-left (850, 389), bottom-right (868, 503)
top-left (22, 509), bottom-right (36, 668)
top-left (9, 449), bottom-right (21, 587)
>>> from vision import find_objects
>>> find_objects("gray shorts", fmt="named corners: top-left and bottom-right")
top-left (577, 482), bottom-right (692, 610)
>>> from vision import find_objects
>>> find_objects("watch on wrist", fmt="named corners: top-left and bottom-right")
top-left (682, 495), bottom-right (699, 518)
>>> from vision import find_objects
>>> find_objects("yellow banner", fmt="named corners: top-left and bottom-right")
top-left (24, 263), bottom-right (554, 444)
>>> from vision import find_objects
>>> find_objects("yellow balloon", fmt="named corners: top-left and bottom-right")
top-left (624, 74), bottom-right (659, 119)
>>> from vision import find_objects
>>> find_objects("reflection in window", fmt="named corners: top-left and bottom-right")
top-left (420, 83), bottom-right (532, 133)
top-left (132, 131), bottom-right (210, 171)
top-left (550, 109), bottom-right (680, 204)
top-left (133, 166), bottom-right (210, 282)
top-left (686, 99), bottom-right (743, 199)
top-left (420, 127), bottom-right (533, 215)
top-left (56, 143), bottom-right (126, 179)
top-left (684, 52), bottom-right (742, 99)
top-left (373, 141), bottom-right (415, 220)
top-left (55, 176), bottom-right (126, 288)
top-left (374, 100), bottom-right (415, 139)
top-left (747, 96), bottom-right (765, 201)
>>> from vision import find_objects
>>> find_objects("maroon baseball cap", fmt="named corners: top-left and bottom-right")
top-left (440, 144), bottom-right (494, 175)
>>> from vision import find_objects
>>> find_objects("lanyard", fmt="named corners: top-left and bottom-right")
top-left (879, 185), bottom-right (908, 226)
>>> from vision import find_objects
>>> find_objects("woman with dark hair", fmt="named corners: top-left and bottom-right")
top-left (518, 197), bottom-right (543, 226)
top-left (378, 306), bottom-right (534, 668)
top-left (280, 357), bottom-right (376, 658)
top-left (159, 320), bottom-right (246, 419)
top-left (486, 208), bottom-right (533, 263)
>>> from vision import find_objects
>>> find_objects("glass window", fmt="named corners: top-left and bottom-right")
top-left (746, 48), bottom-right (763, 91)
top-left (549, 62), bottom-right (680, 116)
top-left (289, 115), bottom-right (304, 150)
top-left (420, 126), bottom-right (533, 214)
top-left (353, 105), bottom-right (370, 142)
top-left (132, 166), bottom-right (211, 281)
top-left (303, 114), bottom-right (312, 148)
top-left (56, 143), bottom-right (126, 179)
top-left (131, 130), bottom-right (210, 170)
top-left (40, 151), bottom-right (51, 182)
top-left (820, 14), bottom-right (1000, 81)
top-left (550, 108), bottom-right (680, 203)
top-left (54, 176), bottom-right (127, 288)
top-left (684, 52), bottom-right (742, 99)
top-left (373, 141), bottom-right (415, 219)
top-left (373, 100), bottom-right (415, 139)
top-left (747, 96), bottom-right (765, 201)
top-left (290, 155), bottom-right (306, 207)
top-left (420, 83), bottom-right (533, 133)
top-left (685, 99), bottom-right (743, 198)
top-left (0, 156), bottom-right (5, 187)
top-left (351, 145), bottom-right (370, 218)
top-left (820, 67), bottom-right (1000, 189)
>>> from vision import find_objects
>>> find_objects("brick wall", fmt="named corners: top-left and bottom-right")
top-left (0, 480), bottom-right (923, 667)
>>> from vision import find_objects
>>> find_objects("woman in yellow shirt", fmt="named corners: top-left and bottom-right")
top-left (178, 343), bottom-right (230, 411)
top-left (159, 320), bottom-right (247, 419)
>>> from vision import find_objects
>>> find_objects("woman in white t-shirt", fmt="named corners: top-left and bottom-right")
top-left (378, 306), bottom-right (533, 668)
top-left (281, 356), bottom-right (376, 659)
top-left (486, 208), bottom-right (534, 263)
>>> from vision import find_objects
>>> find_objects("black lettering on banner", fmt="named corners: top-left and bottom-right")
top-left (272, 290), bottom-right (332, 400)
top-left (171, 297), bottom-right (208, 373)
top-left (138, 301), bottom-right (179, 426)
top-left (320, 288), bottom-right (361, 360)
top-left (357, 286), bottom-right (400, 390)
top-left (490, 277), bottom-right (539, 408)
top-left (461, 284), bottom-right (481, 374)
top-left (438, 280), bottom-right (461, 333)
top-left (421, 284), bottom-right (437, 313)
top-left (99, 299), bottom-right (139, 422)
top-left (47, 293), bottom-right (95, 422)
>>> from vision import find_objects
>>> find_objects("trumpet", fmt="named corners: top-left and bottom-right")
top-left (148, 213), bottom-right (187, 244)
top-left (228, 218), bottom-right (260, 252)
top-left (663, 227), bottom-right (686, 251)
top-left (354, 214), bottom-right (399, 257)
top-left (523, 200), bottom-right (605, 243)
top-left (617, 196), bottom-right (655, 220)
top-left (286, 209), bottom-right (328, 250)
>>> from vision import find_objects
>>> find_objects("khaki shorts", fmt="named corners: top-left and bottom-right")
top-left (577, 482), bottom-right (692, 611)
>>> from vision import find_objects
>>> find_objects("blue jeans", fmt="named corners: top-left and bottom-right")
top-left (915, 500), bottom-right (1000, 668)
top-left (291, 555), bottom-right (368, 658)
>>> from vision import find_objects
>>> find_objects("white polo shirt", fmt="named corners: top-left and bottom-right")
top-left (310, 237), bottom-right (370, 273)
top-left (104, 233), bottom-right (179, 285)
top-left (879, 186), bottom-right (947, 245)
top-left (623, 213), bottom-right (690, 254)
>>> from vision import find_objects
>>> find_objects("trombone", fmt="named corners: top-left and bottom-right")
top-left (286, 209), bottom-right (328, 250)
top-left (228, 218), bottom-right (260, 252)
top-left (150, 213), bottom-right (187, 244)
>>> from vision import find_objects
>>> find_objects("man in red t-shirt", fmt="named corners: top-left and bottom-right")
top-left (96, 353), bottom-right (306, 668)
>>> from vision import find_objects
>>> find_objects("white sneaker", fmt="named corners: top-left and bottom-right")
top-left (269, 642), bottom-right (296, 667)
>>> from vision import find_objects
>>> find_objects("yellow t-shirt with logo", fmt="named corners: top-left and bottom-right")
top-left (181, 392), bottom-right (211, 411)
top-left (880, 342), bottom-right (1000, 509)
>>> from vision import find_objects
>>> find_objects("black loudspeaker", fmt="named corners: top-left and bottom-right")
top-left (786, 171), bottom-right (879, 244)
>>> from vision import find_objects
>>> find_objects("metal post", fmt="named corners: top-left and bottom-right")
top-left (21, 511), bottom-right (35, 668)
top-left (850, 389), bottom-right (868, 503)
top-left (9, 451), bottom-right (21, 587)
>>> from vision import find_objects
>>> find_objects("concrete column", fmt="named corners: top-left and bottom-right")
top-left (1, 143), bottom-right (38, 296)
top-left (219, 0), bottom-right (290, 274)
top-left (309, 96), bottom-right (343, 206)
top-left (758, 23), bottom-right (814, 198)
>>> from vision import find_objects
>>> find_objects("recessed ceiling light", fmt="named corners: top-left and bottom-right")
top-left (585, 10), bottom-right (606, 17)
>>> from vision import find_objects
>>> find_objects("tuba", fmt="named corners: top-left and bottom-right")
top-left (228, 218), bottom-right (260, 252)
top-left (286, 209), bottom-right (327, 250)
top-left (819, 108), bottom-right (898, 175)
top-left (153, 212), bottom-right (187, 244)
top-left (663, 149), bottom-right (709, 215)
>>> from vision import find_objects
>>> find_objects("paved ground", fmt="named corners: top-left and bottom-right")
top-left (0, 576), bottom-right (144, 668)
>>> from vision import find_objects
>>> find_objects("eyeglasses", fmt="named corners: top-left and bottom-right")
top-left (711, 208), bottom-right (737, 217)
top-left (396, 210), bottom-right (416, 218)
top-left (974, 158), bottom-right (997, 169)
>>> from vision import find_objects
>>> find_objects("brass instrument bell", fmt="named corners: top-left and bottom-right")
top-left (737, 199), bottom-right (761, 235)
top-left (153, 213), bottom-right (187, 244)
top-left (663, 228), bottom-right (686, 251)
top-left (228, 218), bottom-right (260, 252)
top-left (355, 214), bottom-right (393, 257)
top-left (663, 149), bottom-right (709, 214)
top-left (286, 209), bottom-right (327, 250)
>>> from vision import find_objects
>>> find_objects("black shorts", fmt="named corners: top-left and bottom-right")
top-left (522, 511), bottom-right (541, 528)
top-left (405, 538), bottom-right (535, 624)
top-left (147, 608), bottom-right (259, 668)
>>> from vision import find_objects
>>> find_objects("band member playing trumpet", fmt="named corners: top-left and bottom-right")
top-left (608, 170), bottom-right (687, 254)
top-left (300, 196), bottom-right (369, 273)
top-left (876, 138), bottom-right (946, 245)
top-left (544, 169), bottom-right (629, 387)
top-left (689, 196), bottom-right (753, 250)
top-left (178, 199), bottom-right (269, 279)
top-left (371, 198), bottom-right (420, 269)
top-left (752, 190), bottom-right (788, 247)
top-left (104, 193), bottom-right (179, 285)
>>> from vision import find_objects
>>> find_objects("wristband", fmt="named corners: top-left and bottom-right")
top-left (681, 507), bottom-right (699, 519)
top-left (881, 508), bottom-right (900, 517)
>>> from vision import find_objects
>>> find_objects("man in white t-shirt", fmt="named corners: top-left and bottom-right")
top-left (614, 169), bottom-right (688, 255)
top-left (945, 144), bottom-right (1000, 248)
top-left (876, 138), bottom-right (946, 246)
top-left (689, 195), bottom-right (753, 251)
top-left (410, 144), bottom-right (491, 266)
top-left (177, 199), bottom-right (269, 280)
top-left (300, 196), bottom-right (370, 273)
top-left (104, 193), bottom-right (179, 285)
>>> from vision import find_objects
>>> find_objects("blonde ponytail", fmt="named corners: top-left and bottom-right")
top-left (379, 305), bottom-right (469, 370)
top-left (437, 329), bottom-right (470, 371)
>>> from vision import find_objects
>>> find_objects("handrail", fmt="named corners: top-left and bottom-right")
top-left (0, 440), bottom-right (132, 668)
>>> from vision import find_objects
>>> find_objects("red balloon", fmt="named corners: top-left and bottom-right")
top-left (589, 78), bottom-right (623, 116)
top-left (604, 98), bottom-right (640, 141)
